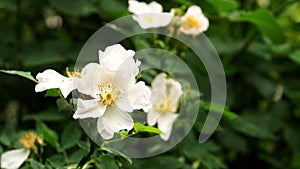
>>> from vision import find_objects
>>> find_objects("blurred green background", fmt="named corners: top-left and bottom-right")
top-left (1, 0), bottom-right (300, 168)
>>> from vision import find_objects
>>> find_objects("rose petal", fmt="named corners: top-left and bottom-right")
top-left (165, 78), bottom-right (183, 112)
top-left (133, 13), bottom-right (173, 29)
top-left (97, 117), bottom-right (115, 140)
top-left (151, 73), bottom-right (167, 93)
top-left (35, 69), bottom-right (74, 98)
top-left (73, 99), bottom-right (106, 119)
top-left (1, 148), bottom-right (30, 169)
top-left (102, 107), bottom-right (134, 132)
top-left (158, 112), bottom-right (178, 141)
top-left (147, 109), bottom-right (161, 126)
top-left (75, 63), bottom-right (100, 97)
top-left (99, 44), bottom-right (135, 72)
top-left (117, 81), bottom-right (151, 112)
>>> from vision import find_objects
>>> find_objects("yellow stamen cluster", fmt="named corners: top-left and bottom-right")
top-left (20, 132), bottom-right (43, 149)
top-left (182, 16), bottom-right (201, 30)
top-left (97, 82), bottom-right (121, 106)
top-left (154, 100), bottom-right (172, 114)
top-left (66, 67), bottom-right (82, 78)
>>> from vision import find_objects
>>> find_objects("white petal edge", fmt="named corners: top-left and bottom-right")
top-left (157, 112), bottom-right (178, 141)
top-left (75, 63), bottom-right (100, 97)
top-left (73, 99), bottom-right (106, 119)
top-left (117, 81), bottom-right (151, 112)
top-left (151, 73), bottom-right (167, 92)
top-left (133, 13), bottom-right (173, 29)
top-left (102, 107), bottom-right (134, 132)
top-left (98, 44), bottom-right (135, 72)
top-left (165, 78), bottom-right (183, 112)
top-left (35, 69), bottom-right (66, 90)
top-left (1, 148), bottom-right (30, 169)
top-left (128, 0), bottom-right (149, 14)
top-left (160, 128), bottom-right (172, 141)
top-left (147, 109), bottom-right (161, 126)
top-left (60, 78), bottom-right (74, 98)
top-left (186, 5), bottom-right (203, 16)
top-left (35, 69), bottom-right (76, 98)
top-left (97, 117), bottom-right (115, 140)
top-left (148, 1), bottom-right (163, 13)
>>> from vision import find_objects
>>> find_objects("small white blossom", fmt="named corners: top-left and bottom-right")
top-left (1, 132), bottom-right (42, 169)
top-left (147, 73), bottom-right (183, 141)
top-left (128, 0), bottom-right (174, 29)
top-left (1, 148), bottom-right (30, 169)
top-left (74, 44), bottom-right (151, 140)
top-left (35, 69), bottom-right (73, 98)
top-left (180, 5), bottom-right (209, 35)
top-left (35, 68), bottom-right (80, 98)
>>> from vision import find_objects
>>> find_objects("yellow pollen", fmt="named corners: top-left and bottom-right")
top-left (97, 82), bottom-right (120, 106)
top-left (66, 67), bottom-right (81, 78)
top-left (154, 100), bottom-right (172, 114)
top-left (20, 132), bottom-right (42, 149)
top-left (183, 16), bottom-right (201, 30)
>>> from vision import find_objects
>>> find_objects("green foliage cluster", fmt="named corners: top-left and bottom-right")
top-left (1, 0), bottom-right (300, 168)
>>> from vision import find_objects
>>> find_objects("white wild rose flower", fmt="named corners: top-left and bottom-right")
top-left (179, 5), bottom-right (209, 35)
top-left (128, 0), bottom-right (174, 29)
top-left (73, 44), bottom-right (151, 140)
top-left (147, 73), bottom-right (183, 141)
top-left (1, 132), bottom-right (42, 169)
top-left (35, 68), bottom-right (81, 98)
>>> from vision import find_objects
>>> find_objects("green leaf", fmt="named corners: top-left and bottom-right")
top-left (139, 156), bottom-right (183, 169)
top-left (56, 98), bottom-right (74, 113)
top-left (206, 0), bottom-right (239, 14)
top-left (202, 154), bottom-right (227, 169)
top-left (30, 160), bottom-right (45, 169)
top-left (69, 149), bottom-right (86, 163)
top-left (0, 145), bottom-right (3, 155)
top-left (284, 125), bottom-right (300, 153)
top-left (0, 70), bottom-right (37, 83)
top-left (230, 8), bottom-right (285, 43)
top-left (49, 0), bottom-right (98, 16)
top-left (36, 121), bottom-right (59, 149)
top-left (94, 154), bottom-right (119, 169)
top-left (61, 122), bottom-right (82, 149)
top-left (100, 146), bottom-right (133, 165)
top-left (223, 110), bottom-right (238, 120)
top-left (45, 89), bottom-right (61, 97)
top-left (45, 159), bottom-right (58, 169)
top-left (77, 140), bottom-right (90, 152)
top-left (231, 114), bottom-right (276, 139)
top-left (118, 130), bottom-right (129, 137)
top-left (22, 109), bottom-right (67, 122)
top-left (289, 50), bottom-right (300, 64)
top-left (134, 123), bottom-right (163, 134)
top-left (201, 102), bottom-right (238, 120)
top-left (99, 0), bottom-right (128, 18)
top-left (0, 133), bottom-right (11, 147)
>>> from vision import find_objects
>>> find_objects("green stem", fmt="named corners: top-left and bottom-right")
top-left (101, 133), bottom-right (136, 147)
top-left (61, 148), bottom-right (70, 164)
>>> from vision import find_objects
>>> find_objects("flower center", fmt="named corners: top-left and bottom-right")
top-left (20, 132), bottom-right (43, 149)
top-left (182, 16), bottom-right (201, 30)
top-left (97, 82), bottom-right (120, 106)
top-left (154, 100), bottom-right (172, 114)
top-left (144, 16), bottom-right (153, 23)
